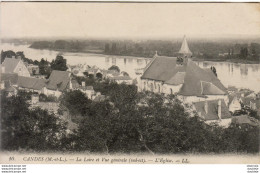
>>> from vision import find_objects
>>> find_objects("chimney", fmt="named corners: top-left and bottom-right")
top-left (204, 101), bottom-right (208, 114)
top-left (218, 99), bottom-right (222, 120)
top-left (82, 81), bottom-right (86, 87)
top-left (69, 81), bottom-right (73, 89)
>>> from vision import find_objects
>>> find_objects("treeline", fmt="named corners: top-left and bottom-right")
top-left (29, 39), bottom-right (260, 61)
top-left (1, 81), bottom-right (259, 154)
top-left (1, 50), bottom-right (38, 65)
top-left (199, 43), bottom-right (260, 61)
top-left (29, 40), bottom-right (104, 53)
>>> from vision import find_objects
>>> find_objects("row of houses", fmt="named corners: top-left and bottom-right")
top-left (69, 64), bottom-right (133, 85)
top-left (1, 69), bottom-right (105, 102)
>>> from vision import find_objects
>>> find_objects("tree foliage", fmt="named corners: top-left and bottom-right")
top-left (1, 94), bottom-right (66, 151)
top-left (108, 65), bottom-right (120, 73)
top-left (50, 55), bottom-right (68, 71)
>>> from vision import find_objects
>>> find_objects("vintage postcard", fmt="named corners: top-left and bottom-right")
top-left (0, 2), bottom-right (259, 165)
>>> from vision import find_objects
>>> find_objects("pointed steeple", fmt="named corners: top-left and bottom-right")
top-left (178, 35), bottom-right (192, 56)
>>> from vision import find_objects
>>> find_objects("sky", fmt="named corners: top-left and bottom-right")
top-left (1, 2), bottom-right (260, 39)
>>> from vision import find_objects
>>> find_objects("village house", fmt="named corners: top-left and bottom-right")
top-left (17, 76), bottom-right (46, 93)
top-left (228, 88), bottom-right (258, 113)
top-left (26, 64), bottom-right (40, 75)
top-left (1, 69), bottom-right (80, 98)
top-left (85, 66), bottom-right (103, 78)
top-left (228, 93), bottom-right (242, 113)
top-left (107, 75), bottom-right (133, 85)
top-left (1, 57), bottom-right (30, 77)
top-left (29, 94), bottom-right (59, 115)
top-left (192, 99), bottom-right (232, 127)
top-left (140, 36), bottom-right (228, 105)
top-left (70, 64), bottom-right (86, 77)
top-left (43, 70), bottom-right (72, 97)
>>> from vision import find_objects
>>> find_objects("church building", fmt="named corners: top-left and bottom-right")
top-left (140, 36), bottom-right (229, 104)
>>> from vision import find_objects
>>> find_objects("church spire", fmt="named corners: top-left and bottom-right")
top-left (178, 35), bottom-right (192, 56)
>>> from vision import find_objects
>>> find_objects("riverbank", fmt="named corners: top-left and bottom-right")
top-left (30, 46), bottom-right (260, 64)
top-left (191, 57), bottom-right (260, 64)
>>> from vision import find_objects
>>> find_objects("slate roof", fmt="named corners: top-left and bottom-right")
top-left (141, 56), bottom-right (227, 96)
top-left (193, 99), bottom-right (231, 121)
top-left (201, 81), bottom-right (226, 95)
top-left (165, 72), bottom-right (185, 85)
top-left (1, 73), bottom-right (19, 85)
top-left (179, 35), bottom-right (192, 55)
top-left (2, 58), bottom-right (21, 73)
top-left (45, 70), bottom-right (70, 91)
top-left (18, 76), bottom-right (46, 90)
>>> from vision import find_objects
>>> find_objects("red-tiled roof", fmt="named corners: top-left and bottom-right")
top-left (141, 56), bottom-right (227, 96)
top-left (46, 70), bottom-right (70, 91)
top-left (193, 99), bottom-right (231, 121)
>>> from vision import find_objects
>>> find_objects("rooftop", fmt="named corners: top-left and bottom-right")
top-left (193, 99), bottom-right (231, 121)
top-left (141, 55), bottom-right (227, 96)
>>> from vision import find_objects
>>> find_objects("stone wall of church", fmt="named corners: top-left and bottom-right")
top-left (163, 84), bottom-right (183, 95)
top-left (178, 95), bottom-right (229, 105)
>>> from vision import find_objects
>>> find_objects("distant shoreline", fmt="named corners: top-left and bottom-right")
top-left (30, 47), bottom-right (260, 65)
top-left (192, 57), bottom-right (260, 64)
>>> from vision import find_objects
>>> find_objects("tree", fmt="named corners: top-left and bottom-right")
top-left (239, 47), bottom-right (248, 59)
top-left (39, 58), bottom-right (51, 76)
top-left (111, 43), bottom-right (117, 54)
top-left (1, 50), bottom-right (16, 63)
top-left (1, 93), bottom-right (66, 151)
top-left (108, 65), bottom-right (120, 73)
top-left (104, 43), bottom-right (110, 53)
top-left (59, 90), bottom-right (92, 116)
top-left (50, 55), bottom-right (68, 71)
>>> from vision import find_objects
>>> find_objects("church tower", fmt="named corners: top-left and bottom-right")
top-left (178, 35), bottom-right (192, 58)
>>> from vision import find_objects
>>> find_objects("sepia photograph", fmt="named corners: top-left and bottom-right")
top-left (0, 2), bottom-right (259, 165)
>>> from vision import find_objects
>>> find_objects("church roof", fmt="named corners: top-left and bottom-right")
top-left (178, 35), bottom-right (192, 55)
top-left (165, 72), bottom-right (186, 85)
top-left (141, 55), bottom-right (227, 96)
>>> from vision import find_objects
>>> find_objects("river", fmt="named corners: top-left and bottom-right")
top-left (1, 43), bottom-right (260, 92)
